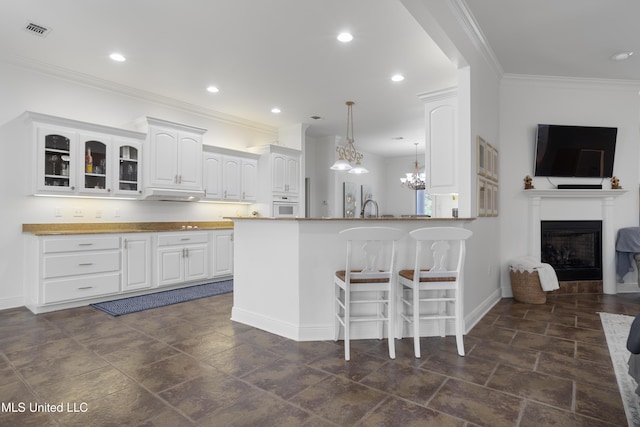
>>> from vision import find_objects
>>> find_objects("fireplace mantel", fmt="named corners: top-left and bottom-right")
top-left (525, 189), bottom-right (626, 294)
top-left (524, 189), bottom-right (627, 198)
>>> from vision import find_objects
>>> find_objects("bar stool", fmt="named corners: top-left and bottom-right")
top-left (398, 227), bottom-right (473, 358)
top-left (334, 226), bottom-right (404, 361)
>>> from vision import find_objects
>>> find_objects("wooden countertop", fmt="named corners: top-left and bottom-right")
top-left (228, 217), bottom-right (474, 221)
top-left (22, 221), bottom-right (234, 235)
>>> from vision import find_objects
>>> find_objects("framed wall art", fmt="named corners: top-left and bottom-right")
top-left (476, 135), bottom-right (499, 217)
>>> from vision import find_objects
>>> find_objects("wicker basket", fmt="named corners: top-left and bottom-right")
top-left (509, 269), bottom-right (546, 304)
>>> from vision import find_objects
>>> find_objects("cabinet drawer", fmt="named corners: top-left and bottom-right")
top-left (43, 251), bottom-right (120, 279)
top-left (43, 273), bottom-right (120, 304)
top-left (43, 236), bottom-right (120, 253)
top-left (156, 232), bottom-right (208, 246)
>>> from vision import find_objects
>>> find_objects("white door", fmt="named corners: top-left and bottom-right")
top-left (222, 156), bottom-right (241, 200)
top-left (149, 127), bottom-right (179, 188)
top-left (184, 244), bottom-right (209, 282)
top-left (285, 155), bottom-right (300, 194)
top-left (271, 153), bottom-right (287, 193)
top-left (241, 158), bottom-right (258, 201)
top-left (177, 132), bottom-right (202, 189)
top-left (213, 231), bottom-right (234, 277)
top-left (203, 152), bottom-right (223, 200)
top-left (123, 235), bottom-right (151, 291)
top-left (157, 246), bottom-right (184, 286)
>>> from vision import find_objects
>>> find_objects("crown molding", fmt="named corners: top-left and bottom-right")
top-left (448, 0), bottom-right (503, 78)
top-left (501, 73), bottom-right (640, 91)
top-left (1, 54), bottom-right (278, 135)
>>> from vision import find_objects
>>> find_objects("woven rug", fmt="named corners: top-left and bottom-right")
top-left (600, 312), bottom-right (640, 426)
top-left (92, 280), bottom-right (233, 316)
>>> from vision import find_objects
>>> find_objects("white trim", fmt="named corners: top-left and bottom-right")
top-left (0, 55), bottom-right (278, 135)
top-left (449, 0), bottom-right (503, 77)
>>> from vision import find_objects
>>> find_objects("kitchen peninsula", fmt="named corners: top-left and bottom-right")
top-left (231, 216), bottom-right (474, 342)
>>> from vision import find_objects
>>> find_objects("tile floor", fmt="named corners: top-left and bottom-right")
top-left (1, 292), bottom-right (639, 426)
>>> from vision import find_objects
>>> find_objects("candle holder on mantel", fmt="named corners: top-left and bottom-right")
top-left (523, 175), bottom-right (535, 190)
top-left (611, 176), bottom-right (622, 189)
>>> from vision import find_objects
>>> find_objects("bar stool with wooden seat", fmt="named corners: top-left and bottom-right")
top-left (398, 227), bottom-right (473, 358)
top-left (334, 226), bottom-right (404, 361)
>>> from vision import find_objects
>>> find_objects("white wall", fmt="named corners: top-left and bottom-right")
top-left (499, 76), bottom-right (640, 294)
top-left (0, 60), bottom-right (278, 310)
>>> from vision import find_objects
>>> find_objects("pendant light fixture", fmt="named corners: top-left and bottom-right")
top-left (330, 101), bottom-right (368, 174)
top-left (400, 142), bottom-right (426, 190)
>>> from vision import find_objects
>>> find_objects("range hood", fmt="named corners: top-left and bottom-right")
top-left (141, 187), bottom-right (204, 201)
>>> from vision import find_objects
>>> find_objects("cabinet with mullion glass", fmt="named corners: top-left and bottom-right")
top-left (117, 143), bottom-right (141, 195)
top-left (38, 128), bottom-right (76, 194)
top-left (81, 138), bottom-right (109, 194)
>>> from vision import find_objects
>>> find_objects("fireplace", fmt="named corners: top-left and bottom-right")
top-left (541, 220), bottom-right (602, 281)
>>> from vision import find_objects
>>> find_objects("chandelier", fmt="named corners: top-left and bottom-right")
top-left (330, 101), bottom-right (368, 174)
top-left (400, 143), bottom-right (426, 190)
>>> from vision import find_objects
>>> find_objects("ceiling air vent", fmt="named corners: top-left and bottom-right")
top-left (24, 22), bottom-right (51, 37)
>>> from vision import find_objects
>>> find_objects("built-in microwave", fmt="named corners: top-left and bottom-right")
top-left (273, 201), bottom-right (299, 218)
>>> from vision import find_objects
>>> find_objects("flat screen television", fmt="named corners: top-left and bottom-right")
top-left (534, 124), bottom-right (617, 177)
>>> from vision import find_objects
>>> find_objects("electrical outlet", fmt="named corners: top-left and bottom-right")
top-left (54, 207), bottom-right (62, 217)
top-left (114, 208), bottom-right (120, 218)
top-left (73, 208), bottom-right (84, 217)
top-left (95, 210), bottom-right (102, 218)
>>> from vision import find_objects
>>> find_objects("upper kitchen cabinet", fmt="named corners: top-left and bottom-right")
top-left (142, 117), bottom-right (206, 200)
top-left (23, 112), bottom-right (145, 197)
top-left (77, 134), bottom-right (142, 197)
top-left (202, 145), bottom-right (258, 203)
top-left (251, 144), bottom-right (302, 198)
top-left (420, 88), bottom-right (458, 195)
top-left (37, 126), bottom-right (77, 195)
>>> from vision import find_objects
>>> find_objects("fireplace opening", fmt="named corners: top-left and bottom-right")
top-left (541, 220), bottom-right (602, 281)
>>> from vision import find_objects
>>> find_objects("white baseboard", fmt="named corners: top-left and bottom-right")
top-left (466, 287), bottom-right (502, 332)
top-left (0, 296), bottom-right (25, 312)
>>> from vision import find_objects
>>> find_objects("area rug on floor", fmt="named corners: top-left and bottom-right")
top-left (600, 312), bottom-right (640, 427)
top-left (91, 280), bottom-right (233, 316)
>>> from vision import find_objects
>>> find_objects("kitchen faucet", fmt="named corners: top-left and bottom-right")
top-left (361, 199), bottom-right (379, 218)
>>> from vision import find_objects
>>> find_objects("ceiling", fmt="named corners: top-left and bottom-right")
top-left (465, 0), bottom-right (640, 81)
top-left (1, 1), bottom-right (639, 158)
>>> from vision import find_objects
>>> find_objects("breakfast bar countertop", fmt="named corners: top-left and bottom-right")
top-left (227, 216), bottom-right (474, 221)
top-left (22, 221), bottom-right (234, 235)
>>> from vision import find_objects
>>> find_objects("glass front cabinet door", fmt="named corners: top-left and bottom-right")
top-left (36, 126), bottom-right (77, 194)
top-left (79, 135), bottom-right (110, 195)
top-left (115, 140), bottom-right (142, 197)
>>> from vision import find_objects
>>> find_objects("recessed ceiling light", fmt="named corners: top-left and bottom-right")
top-left (337, 32), bottom-right (353, 43)
top-left (271, 107), bottom-right (281, 114)
top-left (611, 51), bottom-right (634, 61)
top-left (391, 74), bottom-right (405, 82)
top-left (206, 86), bottom-right (219, 93)
top-left (109, 53), bottom-right (126, 62)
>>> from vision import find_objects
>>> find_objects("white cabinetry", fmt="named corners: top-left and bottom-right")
top-left (36, 235), bottom-right (121, 307)
top-left (202, 146), bottom-right (259, 202)
top-left (24, 112), bottom-right (145, 197)
top-left (271, 152), bottom-right (300, 196)
top-left (143, 117), bottom-right (206, 199)
top-left (251, 144), bottom-right (302, 216)
top-left (211, 229), bottom-right (234, 277)
top-left (24, 227), bottom-right (234, 314)
top-left (419, 88), bottom-right (458, 194)
top-left (122, 234), bottom-right (152, 291)
top-left (156, 232), bottom-right (209, 287)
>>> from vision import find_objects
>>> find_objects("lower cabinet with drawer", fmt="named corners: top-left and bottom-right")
top-left (25, 234), bottom-right (122, 312)
top-left (156, 231), bottom-right (210, 287)
top-left (24, 228), bottom-right (232, 314)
